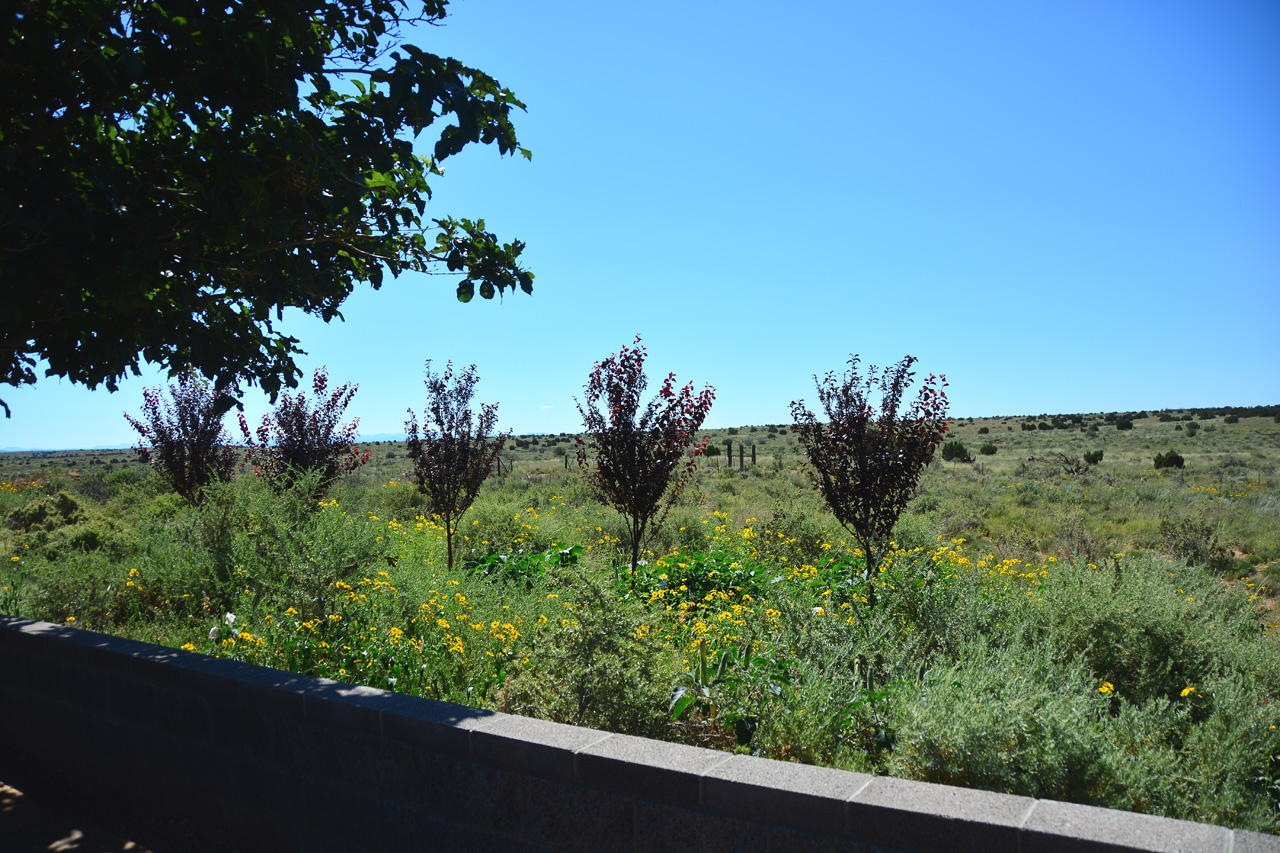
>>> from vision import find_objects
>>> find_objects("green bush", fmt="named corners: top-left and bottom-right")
top-left (979, 444), bottom-right (997, 456)
top-left (1021, 423), bottom-right (1036, 432)
top-left (1224, 415), bottom-right (1239, 424)
top-left (942, 441), bottom-right (973, 463)
top-left (499, 570), bottom-right (673, 739)
top-left (1116, 417), bottom-right (1133, 431)
top-left (887, 638), bottom-right (1120, 804)
top-left (6, 490), bottom-right (131, 561)
top-left (1154, 451), bottom-right (1185, 470)
top-left (978, 427), bottom-right (989, 434)
top-left (1038, 422), bottom-right (1053, 431)
top-left (1083, 450), bottom-right (1104, 465)
top-left (1158, 516), bottom-right (1233, 573)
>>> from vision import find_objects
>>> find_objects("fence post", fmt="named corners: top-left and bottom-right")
top-left (739, 445), bottom-right (744, 471)
top-left (751, 445), bottom-right (756, 466)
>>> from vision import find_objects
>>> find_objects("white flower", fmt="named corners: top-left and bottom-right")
top-left (208, 626), bottom-right (218, 641)
top-left (224, 612), bottom-right (236, 627)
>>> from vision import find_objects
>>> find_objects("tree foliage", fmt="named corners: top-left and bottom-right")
top-left (238, 367), bottom-right (368, 496)
top-left (405, 360), bottom-right (508, 571)
top-left (124, 374), bottom-right (238, 504)
top-left (1, 0), bottom-right (533, 417)
top-left (575, 336), bottom-right (715, 588)
top-left (790, 355), bottom-right (948, 608)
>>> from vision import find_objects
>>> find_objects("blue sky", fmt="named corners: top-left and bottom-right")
top-left (4, 0), bottom-right (1278, 450)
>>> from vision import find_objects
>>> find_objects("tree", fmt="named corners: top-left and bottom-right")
top-left (405, 360), bottom-right (508, 571)
top-left (124, 374), bottom-right (238, 504)
top-left (790, 355), bottom-right (948, 608)
top-left (238, 367), bottom-right (368, 496)
top-left (1, 0), bottom-right (533, 418)
top-left (575, 336), bottom-right (715, 590)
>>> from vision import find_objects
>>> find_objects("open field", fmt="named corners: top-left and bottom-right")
top-left (2, 406), bottom-right (1279, 832)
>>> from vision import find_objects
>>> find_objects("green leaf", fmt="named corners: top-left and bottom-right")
top-left (668, 686), bottom-right (697, 720)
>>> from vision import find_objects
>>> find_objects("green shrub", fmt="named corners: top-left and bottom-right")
top-left (1158, 516), bottom-right (1233, 573)
top-left (1154, 451), bottom-right (1185, 470)
top-left (887, 637), bottom-right (1120, 804)
top-left (1224, 415), bottom-right (1239, 424)
top-left (979, 444), bottom-right (997, 456)
top-left (1038, 422), bottom-right (1053, 431)
top-left (1116, 417), bottom-right (1133, 431)
top-left (978, 427), bottom-right (989, 434)
top-left (942, 441), bottom-right (973, 463)
top-left (1083, 450), bottom-right (1104, 465)
top-left (499, 570), bottom-right (673, 738)
top-left (1022, 423), bottom-right (1036, 432)
top-left (6, 490), bottom-right (131, 561)
top-left (1185, 422), bottom-right (1200, 437)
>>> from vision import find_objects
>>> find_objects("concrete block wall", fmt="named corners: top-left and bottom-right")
top-left (2, 616), bottom-right (1276, 852)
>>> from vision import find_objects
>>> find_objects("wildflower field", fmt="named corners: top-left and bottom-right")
top-left (3, 410), bottom-right (1279, 832)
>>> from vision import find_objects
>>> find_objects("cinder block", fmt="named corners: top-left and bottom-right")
top-left (574, 733), bottom-right (732, 807)
top-left (173, 653), bottom-right (245, 704)
top-left (114, 673), bottom-right (214, 741)
top-left (704, 753), bottom-right (873, 838)
top-left (405, 750), bottom-right (523, 835)
top-left (847, 775), bottom-right (1033, 853)
top-left (73, 628), bottom-right (157, 673)
top-left (768, 822), bottom-right (903, 853)
top-left (1020, 799), bottom-right (1231, 853)
top-left (234, 666), bottom-right (308, 718)
top-left (377, 801), bottom-right (483, 853)
top-left (517, 773), bottom-right (636, 851)
top-left (633, 798), bottom-right (773, 852)
top-left (129, 644), bottom-right (191, 684)
top-left (3, 619), bottom-right (91, 659)
top-left (471, 713), bottom-right (610, 781)
top-left (303, 682), bottom-right (396, 735)
top-left (1230, 829), bottom-right (1280, 853)
top-left (380, 695), bottom-right (504, 759)
top-left (25, 647), bottom-right (110, 711)
top-left (266, 714), bottom-right (390, 790)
